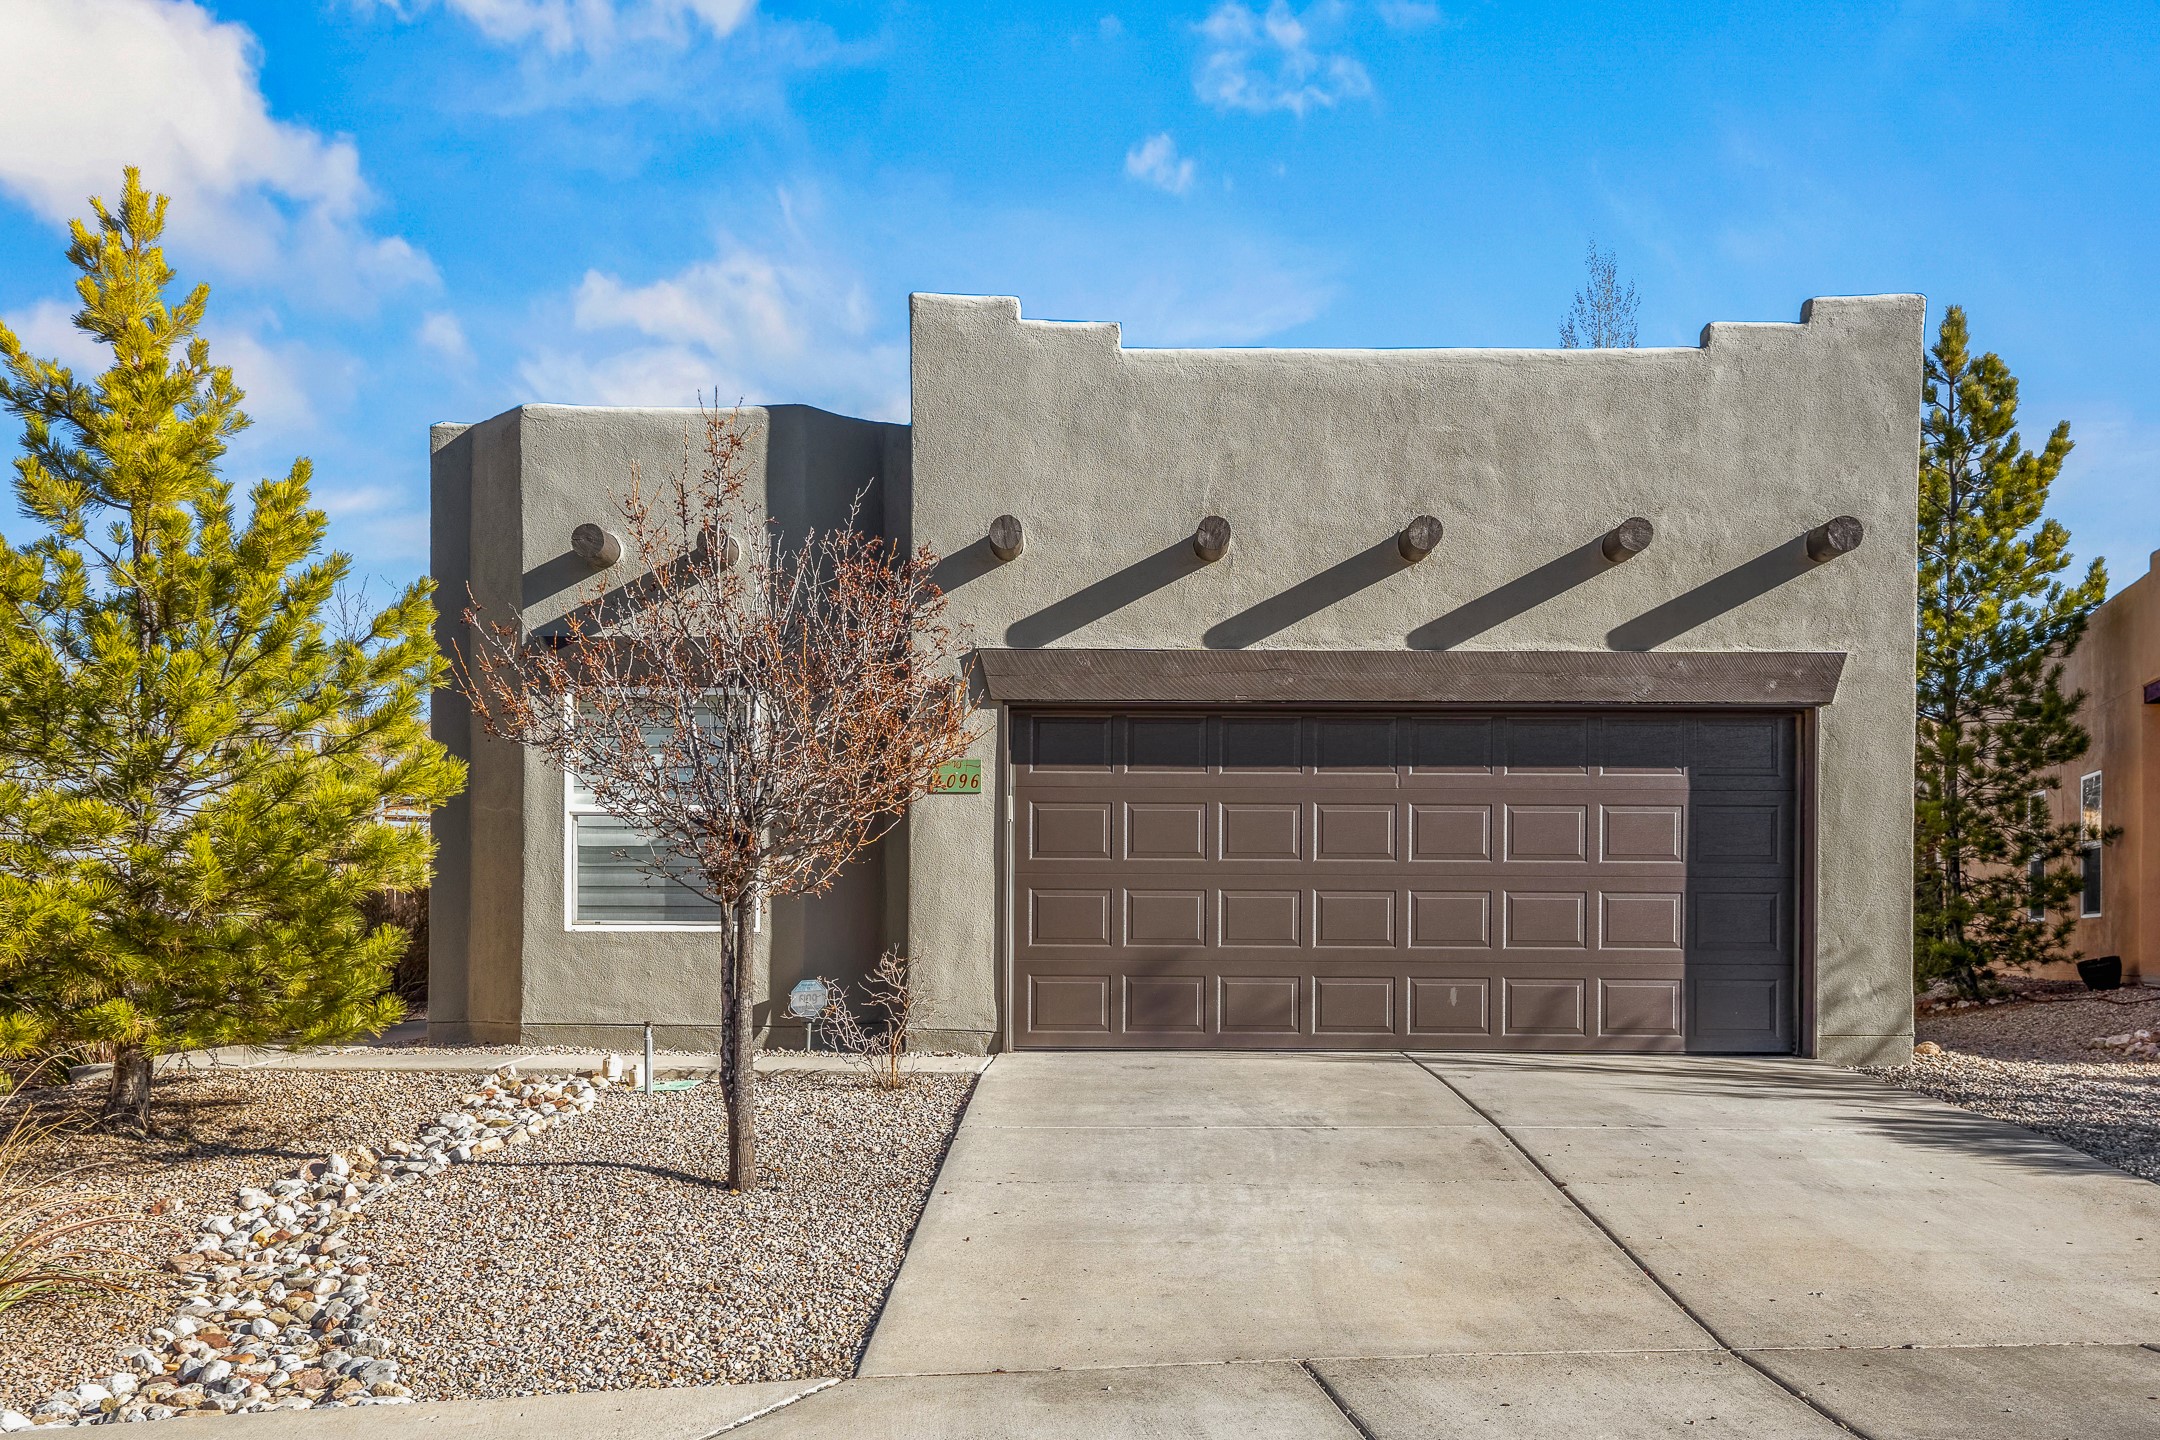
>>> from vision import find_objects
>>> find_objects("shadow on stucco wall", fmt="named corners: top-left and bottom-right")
top-left (1203, 538), bottom-right (1409, 649)
top-left (1005, 539), bottom-right (1210, 647)
top-left (1606, 535), bottom-right (1821, 651)
top-left (1407, 537), bottom-right (1616, 650)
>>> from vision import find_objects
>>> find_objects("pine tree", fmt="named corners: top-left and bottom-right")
top-left (0, 170), bottom-right (465, 1127)
top-left (1915, 305), bottom-right (2107, 1000)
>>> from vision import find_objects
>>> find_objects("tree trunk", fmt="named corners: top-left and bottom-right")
top-left (726, 902), bottom-right (758, 1192)
top-left (102, 1046), bottom-right (152, 1130)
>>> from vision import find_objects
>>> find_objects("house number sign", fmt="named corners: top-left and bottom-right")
top-left (929, 758), bottom-right (982, 795)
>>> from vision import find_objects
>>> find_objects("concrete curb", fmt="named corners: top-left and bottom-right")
top-left (67, 1048), bottom-right (993, 1085)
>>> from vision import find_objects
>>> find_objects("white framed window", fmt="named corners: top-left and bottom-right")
top-left (2079, 770), bottom-right (2103, 918)
top-left (564, 768), bottom-right (725, 931)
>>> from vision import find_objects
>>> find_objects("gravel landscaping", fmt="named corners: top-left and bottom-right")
top-left (1867, 990), bottom-right (2160, 1182)
top-left (365, 1071), bottom-right (973, 1396)
top-left (0, 1069), bottom-right (473, 1416)
top-left (0, 1060), bottom-right (972, 1424)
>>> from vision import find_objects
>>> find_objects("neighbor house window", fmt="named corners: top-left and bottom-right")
top-left (2026, 791), bottom-right (2048, 921)
top-left (2079, 771), bottom-right (2104, 918)
top-left (565, 770), bottom-right (723, 929)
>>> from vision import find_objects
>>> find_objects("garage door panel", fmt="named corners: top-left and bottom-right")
top-left (1603, 804), bottom-right (1685, 862)
top-left (1029, 975), bottom-right (1110, 1034)
top-left (1314, 976), bottom-right (1397, 1034)
top-left (1127, 803), bottom-right (1207, 860)
top-left (1315, 890), bottom-right (1397, 946)
top-left (1501, 717), bottom-right (1591, 771)
top-left (1125, 975), bottom-right (1207, 1034)
top-left (1411, 804), bottom-right (1492, 860)
top-left (1504, 891), bottom-right (1588, 948)
top-left (1601, 979), bottom-right (1684, 1037)
top-left (1409, 890), bottom-right (1493, 947)
top-left (1410, 717), bottom-right (1495, 772)
top-left (1222, 803), bottom-right (1301, 860)
top-left (1598, 717), bottom-right (1689, 772)
top-left (1506, 804), bottom-right (1589, 861)
top-left (1504, 978), bottom-right (1588, 1036)
top-left (1031, 889), bottom-right (1112, 945)
top-left (1220, 716), bottom-right (1302, 769)
top-left (1410, 978), bottom-right (1492, 1035)
top-left (1690, 883), bottom-right (1789, 956)
top-left (1011, 708), bottom-right (1796, 1054)
top-left (1032, 802), bottom-right (1112, 860)
top-left (1220, 976), bottom-right (1301, 1034)
top-left (1128, 890), bottom-right (1207, 945)
top-left (1222, 890), bottom-right (1301, 945)
top-left (1314, 717), bottom-right (1396, 770)
top-left (1315, 803), bottom-right (1397, 859)
top-left (1689, 970), bottom-right (1791, 1052)
top-left (1025, 714), bottom-right (1115, 769)
top-left (1128, 716), bottom-right (1208, 770)
top-left (1691, 801), bottom-right (1786, 868)
top-left (1601, 891), bottom-right (1684, 949)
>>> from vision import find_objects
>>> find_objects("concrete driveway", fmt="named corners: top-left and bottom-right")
top-left (738, 1051), bottom-right (2160, 1440)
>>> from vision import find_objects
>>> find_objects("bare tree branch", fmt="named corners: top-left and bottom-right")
top-left (457, 410), bottom-right (980, 1190)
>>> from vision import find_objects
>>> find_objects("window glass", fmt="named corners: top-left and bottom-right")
top-left (2079, 772), bottom-right (2103, 918)
top-left (571, 815), bottom-right (721, 925)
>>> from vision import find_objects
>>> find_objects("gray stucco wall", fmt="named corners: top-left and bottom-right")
top-left (428, 403), bottom-right (911, 1047)
top-left (904, 293), bottom-right (1923, 1063)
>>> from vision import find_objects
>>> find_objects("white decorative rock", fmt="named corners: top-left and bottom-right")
top-left (0, 1411), bottom-right (29, 1432)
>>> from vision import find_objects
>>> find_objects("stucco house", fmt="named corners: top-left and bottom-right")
top-left (2035, 547), bottom-right (2160, 983)
top-left (429, 291), bottom-right (1923, 1064)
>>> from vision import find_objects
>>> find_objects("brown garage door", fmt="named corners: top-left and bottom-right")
top-left (1011, 710), bottom-right (1797, 1053)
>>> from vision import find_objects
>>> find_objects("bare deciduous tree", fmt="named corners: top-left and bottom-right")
top-left (1559, 239), bottom-right (1640, 349)
top-left (458, 411), bottom-right (979, 1191)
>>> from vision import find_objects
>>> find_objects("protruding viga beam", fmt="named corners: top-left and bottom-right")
top-left (1600, 516), bottom-right (1654, 564)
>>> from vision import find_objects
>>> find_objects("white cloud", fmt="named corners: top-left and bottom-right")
top-left (1125, 134), bottom-right (1197, 196)
top-left (4, 298), bottom-right (332, 443)
top-left (2, 300), bottom-right (108, 375)
top-left (417, 311), bottom-right (476, 366)
top-left (1375, 0), bottom-right (1441, 29)
top-left (204, 326), bottom-right (325, 436)
top-left (518, 241), bottom-right (906, 420)
top-left (1194, 1), bottom-right (1372, 116)
top-left (0, 0), bottom-right (433, 308)
top-left (1099, 14), bottom-right (1125, 40)
top-left (315, 483), bottom-right (430, 565)
top-left (361, 0), bottom-right (754, 55)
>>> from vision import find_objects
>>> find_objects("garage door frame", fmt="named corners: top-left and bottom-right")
top-left (989, 687), bottom-right (1824, 1058)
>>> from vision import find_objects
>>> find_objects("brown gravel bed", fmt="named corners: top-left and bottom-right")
top-left (360, 1071), bottom-right (973, 1396)
top-left (1867, 994), bottom-right (2160, 1183)
top-left (1916, 992), bottom-right (2160, 1061)
top-left (0, 1069), bottom-right (473, 1412)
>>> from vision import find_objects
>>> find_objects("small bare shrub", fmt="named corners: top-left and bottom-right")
top-left (810, 951), bottom-right (915, 1090)
top-left (0, 1074), bottom-right (136, 1317)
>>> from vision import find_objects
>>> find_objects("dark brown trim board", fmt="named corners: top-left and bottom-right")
top-left (974, 649), bottom-right (1846, 708)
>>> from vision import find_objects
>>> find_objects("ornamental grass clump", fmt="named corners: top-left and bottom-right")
top-left (0, 1077), bottom-right (135, 1319)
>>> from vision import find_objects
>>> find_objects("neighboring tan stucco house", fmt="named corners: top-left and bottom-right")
top-left (429, 291), bottom-right (1924, 1064)
top-left (2034, 549), bottom-right (2160, 983)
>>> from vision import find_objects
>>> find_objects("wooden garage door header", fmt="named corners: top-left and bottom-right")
top-left (974, 649), bottom-right (1845, 708)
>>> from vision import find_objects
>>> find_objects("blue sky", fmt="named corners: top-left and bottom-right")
top-left (0, 0), bottom-right (2154, 596)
